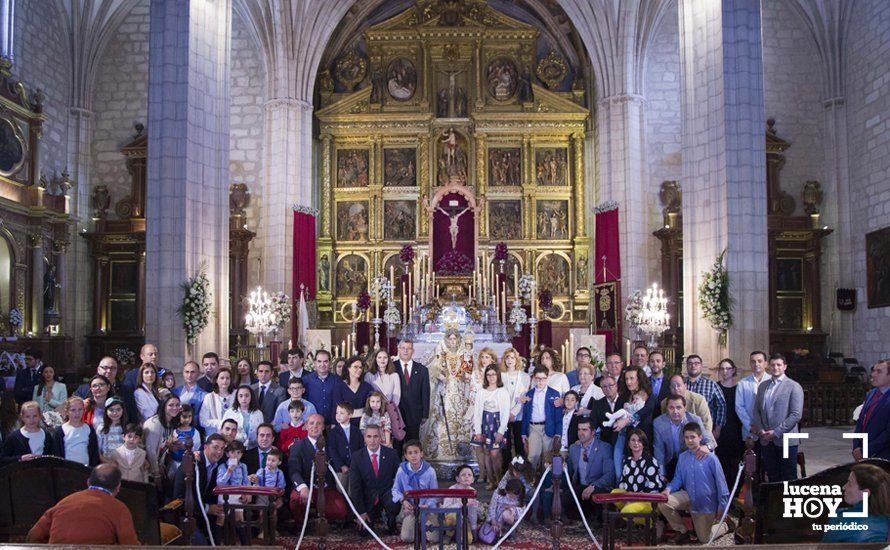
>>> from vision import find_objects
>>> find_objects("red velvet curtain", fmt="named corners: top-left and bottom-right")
top-left (433, 192), bottom-right (474, 273)
top-left (594, 205), bottom-right (622, 352)
top-left (292, 210), bottom-right (317, 344)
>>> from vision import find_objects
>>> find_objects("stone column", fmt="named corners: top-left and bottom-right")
top-left (66, 107), bottom-right (94, 360)
top-left (595, 94), bottom-right (650, 300)
top-left (145, 0), bottom-right (232, 365)
top-left (0, 0), bottom-right (13, 66)
top-left (260, 98), bottom-right (314, 299)
top-left (29, 231), bottom-right (44, 334)
top-left (679, 0), bottom-right (769, 363)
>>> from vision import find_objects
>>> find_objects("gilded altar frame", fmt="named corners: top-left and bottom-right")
top-left (315, 0), bottom-right (591, 327)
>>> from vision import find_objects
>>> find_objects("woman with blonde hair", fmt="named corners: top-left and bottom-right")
top-left (500, 348), bottom-right (529, 463)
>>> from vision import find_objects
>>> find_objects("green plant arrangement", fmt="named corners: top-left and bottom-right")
top-left (178, 265), bottom-right (213, 346)
top-left (698, 249), bottom-right (732, 346)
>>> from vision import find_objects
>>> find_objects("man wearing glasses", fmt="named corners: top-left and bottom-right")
top-left (596, 353), bottom-right (625, 392)
top-left (75, 357), bottom-right (138, 422)
top-left (566, 347), bottom-right (592, 387)
top-left (684, 355), bottom-right (726, 439)
top-left (591, 375), bottom-right (623, 446)
top-left (521, 367), bottom-right (562, 471)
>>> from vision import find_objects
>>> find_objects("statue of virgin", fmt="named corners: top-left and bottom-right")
top-left (425, 328), bottom-right (475, 461)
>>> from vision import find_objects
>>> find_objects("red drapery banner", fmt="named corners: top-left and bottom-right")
top-left (292, 210), bottom-right (317, 344)
top-left (594, 204), bottom-right (621, 352)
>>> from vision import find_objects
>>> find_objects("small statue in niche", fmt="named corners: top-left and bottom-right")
top-left (43, 263), bottom-right (57, 313)
top-left (370, 67), bottom-right (385, 104)
top-left (518, 67), bottom-right (534, 103)
top-left (576, 255), bottom-right (589, 289)
top-left (318, 254), bottom-right (330, 292)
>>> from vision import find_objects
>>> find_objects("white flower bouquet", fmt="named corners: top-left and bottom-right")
top-left (509, 302), bottom-right (528, 331)
top-left (8, 308), bottom-right (22, 328)
top-left (698, 250), bottom-right (732, 346)
top-left (518, 274), bottom-right (535, 300)
top-left (624, 290), bottom-right (643, 328)
top-left (269, 292), bottom-right (292, 332)
top-left (178, 266), bottom-right (213, 346)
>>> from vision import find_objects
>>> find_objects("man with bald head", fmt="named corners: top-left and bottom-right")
top-left (123, 343), bottom-right (159, 389)
top-left (660, 374), bottom-right (713, 433)
top-left (75, 356), bottom-right (138, 422)
top-left (28, 464), bottom-right (140, 544)
top-left (289, 413), bottom-right (347, 521)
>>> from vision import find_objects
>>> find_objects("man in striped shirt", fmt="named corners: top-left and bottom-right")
top-left (684, 355), bottom-right (726, 439)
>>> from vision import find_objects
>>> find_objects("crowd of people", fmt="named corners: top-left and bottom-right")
top-left (2, 342), bottom-right (889, 546)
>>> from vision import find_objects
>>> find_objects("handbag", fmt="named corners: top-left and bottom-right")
top-left (477, 521), bottom-right (498, 544)
top-left (388, 399), bottom-right (407, 441)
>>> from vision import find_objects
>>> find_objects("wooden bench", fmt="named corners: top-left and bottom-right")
top-left (0, 456), bottom-right (169, 545)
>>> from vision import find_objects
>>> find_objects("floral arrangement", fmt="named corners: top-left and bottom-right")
top-left (538, 289), bottom-right (553, 311)
top-left (493, 242), bottom-right (508, 262)
top-left (8, 308), bottom-right (22, 328)
top-left (399, 245), bottom-right (415, 264)
top-left (371, 276), bottom-right (393, 303)
top-left (518, 274), bottom-right (535, 300)
top-left (356, 291), bottom-right (371, 311)
top-left (590, 347), bottom-right (606, 372)
top-left (112, 347), bottom-right (136, 367)
top-left (509, 302), bottom-right (528, 330)
top-left (383, 305), bottom-right (401, 327)
top-left (269, 291), bottom-right (292, 332)
top-left (43, 410), bottom-right (65, 430)
top-left (698, 249), bottom-right (732, 346)
top-left (436, 250), bottom-right (473, 274)
top-left (624, 289), bottom-right (644, 329)
top-left (177, 266), bottom-right (213, 346)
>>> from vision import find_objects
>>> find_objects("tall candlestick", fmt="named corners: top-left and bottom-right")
top-left (513, 264), bottom-right (519, 296)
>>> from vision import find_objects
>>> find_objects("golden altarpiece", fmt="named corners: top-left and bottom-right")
top-left (315, 0), bottom-right (591, 331)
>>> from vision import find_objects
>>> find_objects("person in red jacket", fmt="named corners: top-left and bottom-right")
top-left (27, 463), bottom-right (140, 545)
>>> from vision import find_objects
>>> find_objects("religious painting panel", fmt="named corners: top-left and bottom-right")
top-left (384, 148), bottom-right (417, 187)
top-left (317, 253), bottom-right (331, 293)
top-left (535, 148), bottom-right (568, 186)
top-left (436, 127), bottom-right (468, 186)
top-left (536, 200), bottom-right (569, 240)
top-left (486, 57), bottom-right (519, 101)
top-left (336, 201), bottom-right (369, 241)
top-left (488, 148), bottom-right (521, 186)
top-left (536, 253), bottom-right (570, 295)
top-left (383, 200), bottom-right (416, 241)
top-left (488, 200), bottom-right (522, 240)
top-left (386, 57), bottom-right (417, 101)
top-left (335, 254), bottom-right (368, 297)
top-left (866, 226), bottom-right (890, 308)
top-left (776, 297), bottom-right (804, 329)
top-left (0, 115), bottom-right (26, 177)
top-left (776, 258), bottom-right (803, 292)
top-left (336, 149), bottom-right (369, 188)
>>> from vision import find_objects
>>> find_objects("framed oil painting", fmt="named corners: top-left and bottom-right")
top-left (489, 200), bottom-right (522, 240)
top-left (336, 149), bottom-right (369, 188)
top-left (384, 148), bottom-right (416, 187)
top-left (867, 226), bottom-right (890, 308)
top-left (383, 200), bottom-right (416, 241)
top-left (536, 253), bottom-right (570, 294)
top-left (336, 201), bottom-right (369, 241)
top-left (535, 148), bottom-right (568, 186)
top-left (488, 148), bottom-right (521, 186)
top-left (536, 200), bottom-right (569, 239)
top-left (335, 254), bottom-right (368, 296)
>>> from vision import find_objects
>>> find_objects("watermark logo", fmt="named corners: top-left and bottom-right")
top-left (780, 432), bottom-right (870, 534)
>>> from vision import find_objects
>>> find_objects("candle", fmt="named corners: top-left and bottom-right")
top-left (514, 264), bottom-right (519, 296)
top-left (352, 301), bottom-right (357, 320)
top-left (390, 265), bottom-right (395, 289)
top-left (531, 281), bottom-right (537, 317)
top-left (569, 333), bottom-right (575, 370)
top-left (342, 339), bottom-right (346, 356)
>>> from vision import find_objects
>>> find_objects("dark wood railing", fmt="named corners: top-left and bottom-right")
top-left (800, 382), bottom-right (868, 426)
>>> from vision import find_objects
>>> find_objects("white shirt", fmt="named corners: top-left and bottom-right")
top-left (367, 447), bottom-right (382, 464)
top-left (547, 372), bottom-right (570, 396)
top-left (472, 387), bottom-right (511, 435)
top-left (179, 383), bottom-right (198, 404)
top-left (531, 387), bottom-right (547, 423)
top-left (764, 374), bottom-right (786, 410)
top-left (561, 410), bottom-right (574, 452)
top-left (736, 371), bottom-right (769, 439)
top-left (572, 383), bottom-right (604, 410)
top-left (502, 370), bottom-right (531, 419)
top-left (295, 436), bottom-right (319, 492)
top-left (62, 423), bottom-right (91, 466)
top-left (339, 422), bottom-right (352, 445)
top-left (399, 360), bottom-right (414, 379)
top-left (21, 428), bottom-right (46, 454)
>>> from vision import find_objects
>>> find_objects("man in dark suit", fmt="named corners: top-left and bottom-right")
top-left (349, 424), bottom-right (400, 535)
top-left (288, 413), bottom-right (347, 522)
top-left (75, 356), bottom-right (139, 422)
top-left (14, 348), bottom-right (43, 405)
top-left (589, 375), bottom-right (626, 446)
top-left (394, 340), bottom-right (430, 453)
top-left (173, 433), bottom-right (226, 544)
top-left (752, 353), bottom-right (804, 482)
top-left (252, 360), bottom-right (287, 423)
top-left (647, 351), bottom-right (671, 420)
top-left (243, 423), bottom-right (279, 474)
top-left (278, 348), bottom-right (306, 388)
top-left (853, 359), bottom-right (890, 461)
top-left (196, 352), bottom-right (220, 394)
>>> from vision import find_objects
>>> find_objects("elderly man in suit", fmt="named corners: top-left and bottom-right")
top-left (853, 359), bottom-right (890, 461)
top-left (394, 340), bottom-right (430, 452)
top-left (590, 375), bottom-right (625, 447)
top-left (653, 394), bottom-right (717, 478)
top-left (288, 413), bottom-right (347, 521)
top-left (172, 433), bottom-right (227, 544)
top-left (252, 360), bottom-right (287, 423)
top-left (350, 424), bottom-right (400, 535)
top-left (752, 353), bottom-right (804, 482)
top-left (562, 417), bottom-right (614, 523)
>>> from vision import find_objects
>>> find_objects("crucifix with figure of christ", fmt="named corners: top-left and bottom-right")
top-left (436, 204), bottom-right (471, 250)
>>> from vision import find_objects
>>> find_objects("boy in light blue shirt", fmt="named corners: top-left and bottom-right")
top-left (392, 440), bottom-right (440, 543)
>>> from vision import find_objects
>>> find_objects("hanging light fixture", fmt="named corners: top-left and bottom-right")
top-left (639, 283), bottom-right (670, 347)
top-left (245, 286), bottom-right (277, 349)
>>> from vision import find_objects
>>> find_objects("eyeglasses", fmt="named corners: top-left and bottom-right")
top-left (686, 360), bottom-right (703, 365)
top-left (601, 382), bottom-right (617, 388)
top-left (90, 383), bottom-right (109, 389)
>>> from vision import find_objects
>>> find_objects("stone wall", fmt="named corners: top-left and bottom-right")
top-left (845, 0), bottom-right (890, 365)
top-left (13, 0), bottom-right (70, 178)
top-left (90, 0), bottom-right (150, 215)
top-left (761, 0), bottom-right (825, 215)
top-left (230, 12), bottom-right (266, 290)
